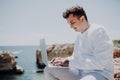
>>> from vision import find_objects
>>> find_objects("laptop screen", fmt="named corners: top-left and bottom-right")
top-left (40, 38), bottom-right (48, 66)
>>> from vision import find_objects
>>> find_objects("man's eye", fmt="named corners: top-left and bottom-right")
top-left (71, 22), bottom-right (75, 25)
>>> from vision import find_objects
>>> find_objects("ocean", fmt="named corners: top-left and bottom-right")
top-left (0, 46), bottom-right (45, 80)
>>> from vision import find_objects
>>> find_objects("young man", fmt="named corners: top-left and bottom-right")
top-left (44, 6), bottom-right (114, 80)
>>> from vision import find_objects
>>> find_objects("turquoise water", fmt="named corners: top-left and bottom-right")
top-left (0, 46), bottom-right (45, 80)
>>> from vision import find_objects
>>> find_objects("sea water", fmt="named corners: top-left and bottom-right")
top-left (0, 46), bottom-right (45, 80)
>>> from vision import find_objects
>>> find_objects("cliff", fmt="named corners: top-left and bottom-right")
top-left (0, 50), bottom-right (24, 74)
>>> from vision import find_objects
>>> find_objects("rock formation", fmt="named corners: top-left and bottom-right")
top-left (113, 40), bottom-right (120, 48)
top-left (0, 50), bottom-right (24, 74)
top-left (114, 48), bottom-right (120, 80)
top-left (36, 49), bottom-right (46, 69)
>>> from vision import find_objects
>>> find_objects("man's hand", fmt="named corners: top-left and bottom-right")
top-left (51, 57), bottom-right (69, 67)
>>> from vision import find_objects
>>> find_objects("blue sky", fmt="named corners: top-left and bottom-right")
top-left (0, 0), bottom-right (120, 46)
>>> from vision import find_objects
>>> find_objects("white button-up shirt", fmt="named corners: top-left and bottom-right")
top-left (69, 23), bottom-right (114, 79)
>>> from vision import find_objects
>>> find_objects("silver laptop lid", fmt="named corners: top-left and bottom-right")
top-left (40, 38), bottom-right (48, 66)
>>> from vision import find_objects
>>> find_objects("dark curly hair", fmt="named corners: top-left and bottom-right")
top-left (63, 6), bottom-right (88, 21)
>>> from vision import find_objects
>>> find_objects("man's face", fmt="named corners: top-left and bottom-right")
top-left (67, 14), bottom-right (84, 32)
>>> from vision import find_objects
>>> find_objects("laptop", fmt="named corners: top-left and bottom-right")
top-left (40, 38), bottom-right (68, 68)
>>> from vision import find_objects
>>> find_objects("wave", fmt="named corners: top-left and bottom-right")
top-left (12, 50), bottom-right (23, 54)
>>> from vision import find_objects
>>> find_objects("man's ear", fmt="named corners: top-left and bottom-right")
top-left (80, 16), bottom-right (85, 22)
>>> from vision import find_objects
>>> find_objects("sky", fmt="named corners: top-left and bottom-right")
top-left (0, 0), bottom-right (120, 46)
